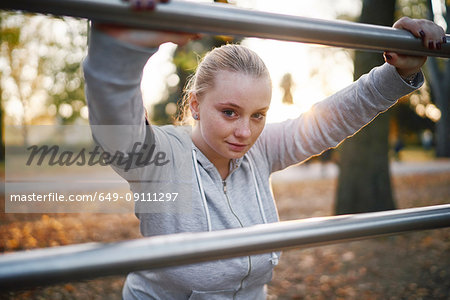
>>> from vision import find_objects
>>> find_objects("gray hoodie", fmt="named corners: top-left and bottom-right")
top-left (83, 28), bottom-right (421, 299)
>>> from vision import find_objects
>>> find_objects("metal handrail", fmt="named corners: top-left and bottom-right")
top-left (0, 204), bottom-right (449, 290)
top-left (1, 0), bottom-right (450, 57)
top-left (1, 0), bottom-right (449, 292)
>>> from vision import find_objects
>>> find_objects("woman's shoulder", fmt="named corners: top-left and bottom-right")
top-left (154, 124), bottom-right (192, 136)
top-left (152, 124), bottom-right (193, 149)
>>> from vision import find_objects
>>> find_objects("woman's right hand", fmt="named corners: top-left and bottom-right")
top-left (95, 0), bottom-right (198, 48)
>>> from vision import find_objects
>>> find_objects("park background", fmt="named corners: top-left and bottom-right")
top-left (0, 0), bottom-right (449, 299)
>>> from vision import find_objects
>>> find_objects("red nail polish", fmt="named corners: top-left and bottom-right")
top-left (147, 0), bottom-right (155, 10)
top-left (428, 41), bottom-right (434, 49)
top-left (443, 36), bottom-right (447, 44)
top-left (385, 54), bottom-right (392, 60)
top-left (132, 0), bottom-right (142, 10)
top-left (419, 30), bottom-right (425, 38)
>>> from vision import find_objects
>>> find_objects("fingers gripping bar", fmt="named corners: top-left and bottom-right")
top-left (2, 0), bottom-right (450, 57)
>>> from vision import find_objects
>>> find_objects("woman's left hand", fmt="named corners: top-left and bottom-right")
top-left (384, 17), bottom-right (446, 78)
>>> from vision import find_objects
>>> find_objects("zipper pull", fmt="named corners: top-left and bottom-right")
top-left (222, 180), bottom-right (227, 193)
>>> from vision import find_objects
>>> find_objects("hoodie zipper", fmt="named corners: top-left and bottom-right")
top-left (223, 180), bottom-right (252, 299)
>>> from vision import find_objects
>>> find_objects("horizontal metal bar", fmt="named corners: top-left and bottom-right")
top-left (0, 204), bottom-right (449, 291)
top-left (1, 0), bottom-right (450, 57)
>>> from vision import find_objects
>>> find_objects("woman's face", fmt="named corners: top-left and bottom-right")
top-left (192, 70), bottom-right (272, 166)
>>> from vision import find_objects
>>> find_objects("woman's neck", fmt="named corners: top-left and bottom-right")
top-left (191, 127), bottom-right (230, 180)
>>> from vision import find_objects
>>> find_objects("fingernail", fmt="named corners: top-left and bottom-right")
top-left (132, 0), bottom-right (142, 10)
top-left (437, 42), bottom-right (442, 50)
top-left (419, 30), bottom-right (425, 38)
top-left (147, 0), bottom-right (155, 10)
top-left (428, 41), bottom-right (434, 49)
top-left (443, 36), bottom-right (447, 44)
top-left (385, 54), bottom-right (392, 60)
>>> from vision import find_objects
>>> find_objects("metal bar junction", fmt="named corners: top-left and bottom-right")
top-left (1, 0), bottom-right (450, 57)
top-left (0, 204), bottom-right (449, 290)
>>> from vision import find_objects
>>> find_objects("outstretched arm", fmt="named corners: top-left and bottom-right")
top-left (255, 18), bottom-right (445, 173)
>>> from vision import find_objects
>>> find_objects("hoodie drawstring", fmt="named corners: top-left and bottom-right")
top-left (192, 149), bottom-right (212, 232)
top-left (192, 149), bottom-right (279, 265)
top-left (247, 155), bottom-right (279, 266)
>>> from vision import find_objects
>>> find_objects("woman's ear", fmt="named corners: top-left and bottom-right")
top-left (189, 92), bottom-right (200, 119)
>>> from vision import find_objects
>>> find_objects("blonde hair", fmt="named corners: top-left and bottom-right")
top-left (176, 44), bottom-right (270, 124)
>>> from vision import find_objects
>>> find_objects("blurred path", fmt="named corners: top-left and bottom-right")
top-left (271, 159), bottom-right (450, 183)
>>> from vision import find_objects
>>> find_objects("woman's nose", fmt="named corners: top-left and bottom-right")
top-left (234, 120), bottom-right (251, 138)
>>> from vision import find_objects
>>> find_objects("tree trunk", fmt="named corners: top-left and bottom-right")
top-left (335, 0), bottom-right (396, 215)
top-left (426, 0), bottom-right (450, 157)
top-left (0, 15), bottom-right (4, 162)
top-left (435, 59), bottom-right (450, 157)
top-left (0, 84), bottom-right (3, 162)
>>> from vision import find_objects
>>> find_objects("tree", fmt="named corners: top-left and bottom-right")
top-left (0, 13), bottom-right (14, 161)
top-left (0, 12), bottom-right (88, 145)
top-left (280, 73), bottom-right (294, 105)
top-left (335, 0), bottom-right (397, 214)
top-left (426, 0), bottom-right (450, 157)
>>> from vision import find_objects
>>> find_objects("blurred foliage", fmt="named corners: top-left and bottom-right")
top-left (425, 0), bottom-right (450, 157)
top-left (396, 0), bottom-right (428, 19)
top-left (1, 26), bottom-right (20, 46)
top-left (391, 0), bottom-right (433, 142)
top-left (392, 0), bottom-right (440, 143)
top-left (0, 12), bottom-right (87, 128)
top-left (395, 0), bottom-right (450, 156)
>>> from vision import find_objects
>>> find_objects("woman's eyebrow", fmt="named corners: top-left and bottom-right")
top-left (218, 102), bottom-right (241, 108)
top-left (218, 102), bottom-right (269, 111)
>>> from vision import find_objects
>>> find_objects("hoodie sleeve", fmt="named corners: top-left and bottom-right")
top-left (253, 63), bottom-right (424, 174)
top-left (83, 26), bottom-right (158, 154)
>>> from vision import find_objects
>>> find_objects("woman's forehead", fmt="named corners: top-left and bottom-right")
top-left (205, 71), bottom-right (272, 108)
top-left (212, 70), bottom-right (271, 92)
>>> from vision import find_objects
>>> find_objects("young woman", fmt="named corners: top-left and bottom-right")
top-left (83, 2), bottom-right (445, 298)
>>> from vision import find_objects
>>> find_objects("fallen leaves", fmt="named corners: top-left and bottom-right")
top-left (0, 171), bottom-right (448, 299)
top-left (267, 172), bottom-right (450, 300)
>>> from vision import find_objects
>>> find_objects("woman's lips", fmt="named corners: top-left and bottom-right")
top-left (226, 142), bottom-right (247, 152)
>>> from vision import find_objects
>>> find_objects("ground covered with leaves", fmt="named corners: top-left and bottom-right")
top-left (1, 166), bottom-right (449, 299)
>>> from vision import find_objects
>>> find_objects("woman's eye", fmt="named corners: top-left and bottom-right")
top-left (253, 113), bottom-right (265, 120)
top-left (223, 110), bottom-right (236, 117)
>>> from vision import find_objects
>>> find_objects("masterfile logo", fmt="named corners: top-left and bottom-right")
top-left (5, 125), bottom-right (192, 214)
